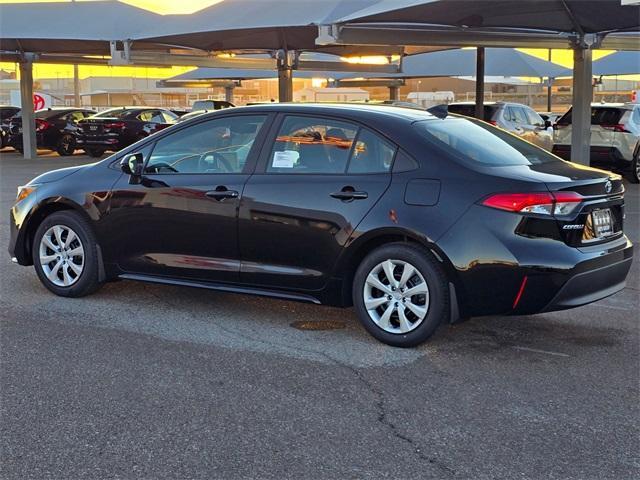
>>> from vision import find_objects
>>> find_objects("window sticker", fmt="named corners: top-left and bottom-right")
top-left (272, 150), bottom-right (299, 168)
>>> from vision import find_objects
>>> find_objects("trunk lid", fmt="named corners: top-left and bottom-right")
top-left (490, 161), bottom-right (624, 247)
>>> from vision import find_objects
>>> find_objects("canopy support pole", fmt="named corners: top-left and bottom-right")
top-left (73, 64), bottom-right (81, 107)
top-left (224, 85), bottom-right (235, 103)
top-left (277, 49), bottom-right (294, 103)
top-left (389, 85), bottom-right (400, 101)
top-left (475, 47), bottom-right (485, 119)
top-left (570, 42), bottom-right (594, 166)
top-left (19, 55), bottom-right (37, 160)
top-left (547, 77), bottom-right (553, 113)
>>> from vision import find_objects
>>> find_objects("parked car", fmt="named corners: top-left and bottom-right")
top-left (552, 103), bottom-right (640, 183)
top-left (0, 106), bottom-right (20, 149)
top-left (9, 104), bottom-right (633, 347)
top-left (77, 107), bottom-right (178, 157)
top-left (191, 100), bottom-right (235, 111)
top-left (447, 101), bottom-right (554, 151)
top-left (8, 107), bottom-right (96, 156)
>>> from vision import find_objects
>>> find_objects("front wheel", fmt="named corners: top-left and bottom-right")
top-left (32, 211), bottom-right (102, 297)
top-left (353, 243), bottom-right (449, 348)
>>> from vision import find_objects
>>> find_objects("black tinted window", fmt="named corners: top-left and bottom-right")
top-left (414, 118), bottom-right (560, 166)
top-left (447, 104), bottom-right (497, 121)
top-left (557, 107), bottom-right (625, 126)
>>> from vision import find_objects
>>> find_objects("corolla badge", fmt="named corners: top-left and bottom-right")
top-left (605, 180), bottom-right (613, 194)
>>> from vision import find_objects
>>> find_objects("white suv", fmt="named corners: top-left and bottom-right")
top-left (553, 103), bottom-right (640, 183)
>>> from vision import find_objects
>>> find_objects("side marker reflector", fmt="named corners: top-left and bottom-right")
top-left (512, 276), bottom-right (528, 310)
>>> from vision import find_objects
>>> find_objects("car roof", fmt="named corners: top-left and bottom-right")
top-left (193, 103), bottom-right (438, 123)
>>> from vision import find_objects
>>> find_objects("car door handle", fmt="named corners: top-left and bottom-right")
top-left (330, 190), bottom-right (368, 201)
top-left (205, 188), bottom-right (239, 200)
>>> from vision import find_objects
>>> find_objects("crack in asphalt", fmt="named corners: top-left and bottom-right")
top-left (142, 285), bottom-right (456, 477)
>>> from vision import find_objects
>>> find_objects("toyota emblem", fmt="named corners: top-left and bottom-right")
top-left (605, 180), bottom-right (613, 194)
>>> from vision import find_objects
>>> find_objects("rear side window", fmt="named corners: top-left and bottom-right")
top-left (414, 118), bottom-right (560, 166)
top-left (267, 115), bottom-right (396, 174)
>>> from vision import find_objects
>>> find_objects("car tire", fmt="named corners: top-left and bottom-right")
top-left (32, 211), bottom-right (102, 298)
top-left (630, 151), bottom-right (640, 184)
top-left (352, 243), bottom-right (449, 347)
top-left (85, 148), bottom-right (105, 158)
top-left (56, 134), bottom-right (76, 156)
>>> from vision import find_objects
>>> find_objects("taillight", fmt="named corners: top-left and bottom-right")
top-left (601, 124), bottom-right (630, 133)
top-left (104, 122), bottom-right (125, 129)
top-left (482, 191), bottom-right (583, 216)
top-left (35, 119), bottom-right (52, 132)
top-left (488, 120), bottom-right (498, 126)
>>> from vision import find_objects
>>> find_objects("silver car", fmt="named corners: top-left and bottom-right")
top-left (552, 103), bottom-right (640, 183)
top-left (447, 101), bottom-right (554, 151)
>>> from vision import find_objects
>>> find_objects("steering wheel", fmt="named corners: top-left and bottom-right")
top-left (199, 151), bottom-right (234, 173)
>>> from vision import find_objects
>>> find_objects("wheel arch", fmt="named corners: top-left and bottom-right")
top-left (20, 198), bottom-right (97, 267)
top-left (332, 227), bottom-right (462, 309)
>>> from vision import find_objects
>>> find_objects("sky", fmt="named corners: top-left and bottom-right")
top-left (0, 0), bottom-right (621, 80)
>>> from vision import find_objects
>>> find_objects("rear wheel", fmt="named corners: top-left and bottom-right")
top-left (84, 148), bottom-right (105, 158)
top-left (56, 134), bottom-right (76, 156)
top-left (32, 211), bottom-right (102, 297)
top-left (353, 243), bottom-right (448, 347)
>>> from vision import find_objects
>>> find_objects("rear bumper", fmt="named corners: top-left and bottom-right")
top-left (552, 144), bottom-right (633, 166)
top-left (78, 134), bottom-right (123, 150)
top-left (541, 250), bottom-right (633, 312)
top-left (439, 205), bottom-right (634, 318)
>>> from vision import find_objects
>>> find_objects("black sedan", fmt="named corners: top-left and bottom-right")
top-left (8, 107), bottom-right (96, 155)
top-left (8, 104), bottom-right (633, 347)
top-left (77, 107), bottom-right (178, 157)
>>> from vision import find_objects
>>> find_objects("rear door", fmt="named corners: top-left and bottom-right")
top-left (238, 114), bottom-right (396, 290)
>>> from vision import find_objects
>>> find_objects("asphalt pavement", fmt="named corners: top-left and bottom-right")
top-left (1, 150), bottom-right (638, 479)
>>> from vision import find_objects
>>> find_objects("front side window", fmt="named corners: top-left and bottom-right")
top-left (414, 118), bottom-right (561, 166)
top-left (145, 115), bottom-right (266, 174)
top-left (267, 116), bottom-right (396, 174)
top-left (525, 108), bottom-right (544, 127)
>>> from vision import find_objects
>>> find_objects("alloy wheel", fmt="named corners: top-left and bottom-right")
top-left (39, 225), bottom-right (85, 287)
top-left (363, 259), bottom-right (430, 334)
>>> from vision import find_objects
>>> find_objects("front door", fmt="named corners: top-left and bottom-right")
top-left (106, 114), bottom-right (270, 283)
top-left (239, 114), bottom-right (395, 291)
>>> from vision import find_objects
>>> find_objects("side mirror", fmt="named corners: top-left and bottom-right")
top-left (120, 153), bottom-right (144, 184)
top-left (544, 119), bottom-right (552, 129)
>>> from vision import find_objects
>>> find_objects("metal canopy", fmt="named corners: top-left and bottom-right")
top-left (140, 0), bottom-right (405, 56)
top-left (592, 51), bottom-right (640, 76)
top-left (335, 0), bottom-right (640, 34)
top-left (0, 1), bottom-right (166, 54)
top-left (368, 48), bottom-right (571, 78)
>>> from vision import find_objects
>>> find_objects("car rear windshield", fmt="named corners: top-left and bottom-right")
top-left (92, 108), bottom-right (132, 119)
top-left (414, 118), bottom-right (560, 166)
top-left (556, 107), bottom-right (625, 126)
top-left (34, 109), bottom-right (66, 119)
top-left (446, 104), bottom-right (498, 121)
